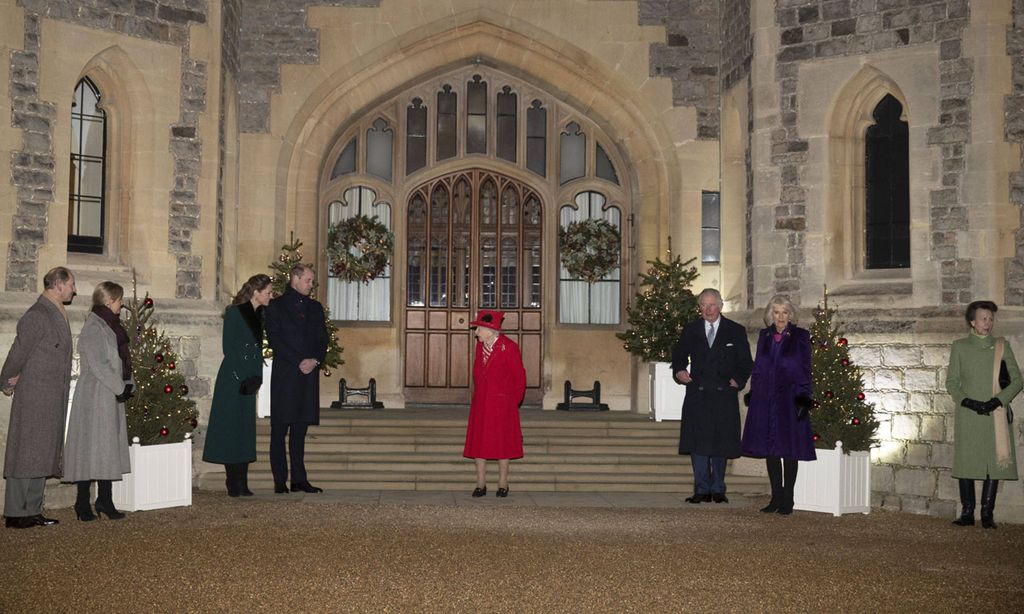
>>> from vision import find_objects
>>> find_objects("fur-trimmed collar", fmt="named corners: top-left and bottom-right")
top-left (236, 301), bottom-right (263, 344)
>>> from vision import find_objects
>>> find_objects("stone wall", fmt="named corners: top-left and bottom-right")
top-left (640, 0), bottom-right (721, 139)
top-left (233, 0), bottom-right (380, 134)
top-left (771, 0), bottom-right (972, 303)
top-left (6, 0), bottom-right (208, 298)
top-left (843, 311), bottom-right (1024, 522)
top-left (1005, 0), bottom-right (1024, 305)
top-left (720, 0), bottom-right (754, 307)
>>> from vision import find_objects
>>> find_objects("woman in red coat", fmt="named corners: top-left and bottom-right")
top-left (463, 310), bottom-right (526, 498)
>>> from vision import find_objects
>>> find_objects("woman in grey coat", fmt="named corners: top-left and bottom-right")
top-left (63, 281), bottom-right (134, 521)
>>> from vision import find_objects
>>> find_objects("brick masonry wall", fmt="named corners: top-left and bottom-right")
top-left (1005, 0), bottom-right (1024, 306)
top-left (7, 0), bottom-right (209, 298)
top-left (772, 0), bottom-right (972, 303)
top-left (640, 0), bottom-right (722, 139)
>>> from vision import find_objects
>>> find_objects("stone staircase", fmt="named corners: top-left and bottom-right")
top-left (197, 407), bottom-right (769, 494)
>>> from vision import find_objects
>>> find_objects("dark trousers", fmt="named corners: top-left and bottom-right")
top-left (270, 422), bottom-right (308, 485)
top-left (3, 477), bottom-right (45, 517)
top-left (691, 454), bottom-right (727, 494)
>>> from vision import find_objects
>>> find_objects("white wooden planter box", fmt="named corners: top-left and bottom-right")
top-left (793, 441), bottom-right (871, 516)
top-left (112, 438), bottom-right (193, 512)
top-left (257, 358), bottom-right (272, 418)
top-left (649, 362), bottom-right (685, 422)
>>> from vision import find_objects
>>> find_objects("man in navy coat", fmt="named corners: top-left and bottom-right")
top-left (264, 264), bottom-right (329, 494)
top-left (671, 288), bottom-right (752, 503)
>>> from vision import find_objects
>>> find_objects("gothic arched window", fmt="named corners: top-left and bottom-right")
top-left (68, 77), bottom-right (106, 253)
top-left (864, 94), bottom-right (909, 269)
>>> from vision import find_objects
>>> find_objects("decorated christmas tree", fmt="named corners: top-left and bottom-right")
top-left (123, 286), bottom-right (198, 445)
top-left (616, 249), bottom-right (699, 362)
top-left (808, 289), bottom-right (879, 451)
top-left (268, 236), bottom-right (345, 373)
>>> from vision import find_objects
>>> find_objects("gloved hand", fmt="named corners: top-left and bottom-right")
top-left (239, 376), bottom-right (262, 395)
top-left (115, 384), bottom-right (134, 403)
top-left (961, 398), bottom-right (990, 414)
top-left (794, 395), bottom-right (814, 421)
top-left (742, 392), bottom-right (751, 407)
top-left (982, 397), bottom-right (1003, 414)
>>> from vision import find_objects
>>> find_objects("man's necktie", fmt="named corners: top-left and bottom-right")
top-left (707, 324), bottom-right (715, 348)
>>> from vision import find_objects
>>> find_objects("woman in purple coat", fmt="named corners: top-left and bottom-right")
top-left (741, 294), bottom-right (816, 515)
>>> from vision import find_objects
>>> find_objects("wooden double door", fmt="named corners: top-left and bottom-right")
top-left (404, 170), bottom-right (543, 405)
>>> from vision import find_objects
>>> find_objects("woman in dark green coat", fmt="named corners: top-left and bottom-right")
top-left (203, 274), bottom-right (272, 496)
top-left (946, 300), bottom-right (1022, 529)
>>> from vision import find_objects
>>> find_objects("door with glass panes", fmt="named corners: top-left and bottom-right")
top-left (404, 170), bottom-right (543, 405)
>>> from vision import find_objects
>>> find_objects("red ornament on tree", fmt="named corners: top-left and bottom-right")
top-left (851, 417), bottom-right (861, 426)
top-left (856, 392), bottom-right (866, 401)
top-left (812, 433), bottom-right (820, 442)
top-left (841, 358), bottom-right (850, 367)
top-left (838, 337), bottom-right (848, 346)
top-left (190, 418), bottom-right (198, 428)
top-left (163, 385), bottom-right (173, 394)
top-left (167, 361), bottom-right (176, 370)
top-left (825, 390), bottom-right (834, 399)
top-left (159, 427), bottom-right (169, 437)
top-left (155, 353), bottom-right (164, 363)
top-left (144, 297), bottom-right (154, 308)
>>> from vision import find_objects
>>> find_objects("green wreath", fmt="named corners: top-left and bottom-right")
top-left (559, 218), bottom-right (621, 284)
top-left (326, 214), bottom-right (394, 283)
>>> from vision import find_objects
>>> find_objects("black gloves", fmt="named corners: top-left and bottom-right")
top-left (742, 392), bottom-right (751, 407)
top-left (961, 398), bottom-right (992, 415)
top-left (115, 384), bottom-right (134, 403)
top-left (239, 376), bottom-right (263, 395)
top-left (794, 395), bottom-right (814, 421)
top-left (983, 398), bottom-right (1003, 412)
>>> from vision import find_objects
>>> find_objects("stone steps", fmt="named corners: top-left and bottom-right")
top-left (197, 408), bottom-right (767, 495)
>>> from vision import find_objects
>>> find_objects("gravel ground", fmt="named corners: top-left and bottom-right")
top-left (2, 491), bottom-right (1022, 613)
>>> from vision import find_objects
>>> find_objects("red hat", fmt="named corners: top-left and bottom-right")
top-left (469, 309), bottom-right (504, 331)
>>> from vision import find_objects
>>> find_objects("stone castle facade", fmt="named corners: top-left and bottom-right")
top-left (0, 0), bottom-right (1021, 520)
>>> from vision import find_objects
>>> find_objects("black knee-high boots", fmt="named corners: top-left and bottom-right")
top-left (762, 457), bottom-right (783, 513)
top-left (239, 463), bottom-right (253, 497)
top-left (952, 479), bottom-right (975, 526)
top-left (980, 478), bottom-right (999, 529)
top-left (224, 463), bottom-right (254, 497)
top-left (762, 457), bottom-right (799, 515)
top-left (75, 481), bottom-right (96, 522)
top-left (94, 480), bottom-right (125, 519)
top-left (224, 464), bottom-right (241, 497)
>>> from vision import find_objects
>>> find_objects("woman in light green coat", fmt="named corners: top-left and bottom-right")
top-left (946, 300), bottom-right (1022, 529)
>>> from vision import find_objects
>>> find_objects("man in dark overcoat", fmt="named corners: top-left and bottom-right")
top-left (264, 264), bottom-right (329, 494)
top-left (1, 267), bottom-right (76, 528)
top-left (671, 288), bottom-right (752, 504)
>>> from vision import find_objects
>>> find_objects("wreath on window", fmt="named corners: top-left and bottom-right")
top-left (326, 215), bottom-right (394, 283)
top-left (559, 218), bottom-right (621, 284)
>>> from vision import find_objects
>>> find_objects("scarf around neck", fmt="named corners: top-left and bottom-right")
top-left (92, 304), bottom-right (132, 380)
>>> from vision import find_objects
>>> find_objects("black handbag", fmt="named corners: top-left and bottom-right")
top-left (999, 361), bottom-right (1013, 423)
